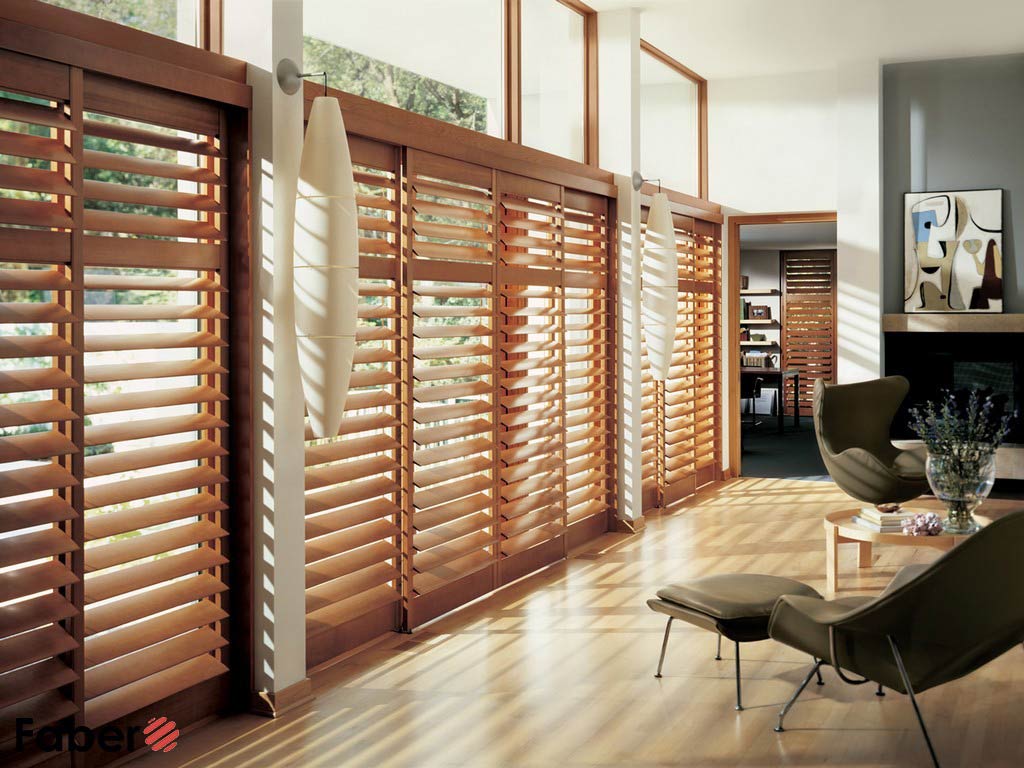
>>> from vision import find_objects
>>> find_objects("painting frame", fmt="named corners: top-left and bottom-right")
top-left (904, 188), bottom-right (1003, 314)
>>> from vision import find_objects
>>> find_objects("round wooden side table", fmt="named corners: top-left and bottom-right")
top-left (823, 509), bottom-right (974, 595)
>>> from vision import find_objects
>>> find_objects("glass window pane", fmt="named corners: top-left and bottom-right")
top-left (641, 51), bottom-right (700, 196)
top-left (39, 0), bottom-right (198, 44)
top-left (302, 0), bottom-right (503, 136)
top-left (521, 0), bottom-right (585, 162)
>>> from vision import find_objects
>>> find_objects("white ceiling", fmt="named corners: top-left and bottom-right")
top-left (739, 221), bottom-right (837, 251)
top-left (587, 0), bottom-right (1024, 79)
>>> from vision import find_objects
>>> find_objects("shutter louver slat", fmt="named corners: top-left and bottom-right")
top-left (0, 560), bottom-right (77, 603)
top-left (84, 628), bottom-right (226, 700)
top-left (0, 625), bottom-right (77, 676)
top-left (84, 601), bottom-right (226, 668)
top-left (85, 546), bottom-right (226, 604)
top-left (0, 658), bottom-right (79, 712)
top-left (84, 655), bottom-right (227, 730)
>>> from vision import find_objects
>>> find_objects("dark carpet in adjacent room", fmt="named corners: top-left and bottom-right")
top-left (740, 421), bottom-right (828, 480)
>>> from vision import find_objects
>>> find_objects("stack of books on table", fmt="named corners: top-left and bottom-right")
top-left (851, 508), bottom-right (919, 533)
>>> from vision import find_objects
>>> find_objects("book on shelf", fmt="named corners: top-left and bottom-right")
top-left (851, 515), bottom-right (906, 533)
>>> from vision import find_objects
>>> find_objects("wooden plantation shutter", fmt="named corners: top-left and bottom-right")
top-left (663, 216), bottom-right (698, 503)
top-left (639, 196), bottom-right (722, 509)
top-left (781, 250), bottom-right (836, 416)
top-left (498, 173), bottom-right (567, 572)
top-left (0, 47), bottom-right (244, 755)
top-left (691, 220), bottom-right (721, 486)
top-left (304, 138), bottom-right (403, 668)
top-left (407, 151), bottom-right (499, 626)
top-left (80, 76), bottom-right (231, 728)
top-left (562, 191), bottom-right (613, 537)
top-left (0, 56), bottom-right (81, 758)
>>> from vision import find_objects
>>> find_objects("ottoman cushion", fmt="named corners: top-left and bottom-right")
top-left (652, 574), bottom-right (822, 643)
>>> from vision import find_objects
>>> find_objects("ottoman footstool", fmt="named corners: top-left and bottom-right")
top-left (647, 573), bottom-right (822, 710)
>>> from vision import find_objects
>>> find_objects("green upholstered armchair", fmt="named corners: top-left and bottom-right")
top-left (768, 510), bottom-right (1024, 767)
top-left (812, 376), bottom-right (929, 511)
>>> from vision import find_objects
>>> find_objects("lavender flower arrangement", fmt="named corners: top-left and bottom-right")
top-left (902, 512), bottom-right (943, 537)
top-left (908, 389), bottom-right (1016, 533)
top-left (907, 389), bottom-right (1013, 457)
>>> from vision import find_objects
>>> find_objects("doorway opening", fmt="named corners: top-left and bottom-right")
top-left (728, 213), bottom-right (837, 479)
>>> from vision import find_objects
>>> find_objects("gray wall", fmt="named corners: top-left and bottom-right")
top-left (882, 54), bottom-right (1024, 314)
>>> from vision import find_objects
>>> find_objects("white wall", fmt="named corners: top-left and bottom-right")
top-left (836, 59), bottom-right (883, 383)
top-left (709, 69), bottom-right (838, 213)
top-left (710, 62), bottom-right (883, 394)
top-left (223, 0), bottom-right (309, 697)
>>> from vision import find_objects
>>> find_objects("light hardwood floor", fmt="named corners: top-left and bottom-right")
top-left (148, 479), bottom-right (1024, 767)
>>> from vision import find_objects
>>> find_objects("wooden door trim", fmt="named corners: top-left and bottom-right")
top-left (727, 211), bottom-right (837, 476)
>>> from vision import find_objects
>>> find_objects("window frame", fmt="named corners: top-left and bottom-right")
top-left (505, 0), bottom-right (598, 166)
top-left (639, 39), bottom-right (709, 200)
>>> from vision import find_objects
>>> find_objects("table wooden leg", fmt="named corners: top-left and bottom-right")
top-left (858, 541), bottom-right (872, 568)
top-left (826, 525), bottom-right (838, 595)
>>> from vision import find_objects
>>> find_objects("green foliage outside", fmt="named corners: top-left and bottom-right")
top-left (41, 0), bottom-right (179, 40)
top-left (303, 37), bottom-right (490, 133)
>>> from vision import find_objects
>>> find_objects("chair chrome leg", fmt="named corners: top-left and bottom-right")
top-left (876, 683), bottom-right (885, 697)
top-left (654, 617), bottom-right (673, 678)
top-left (734, 642), bottom-right (742, 711)
top-left (774, 659), bottom-right (823, 733)
top-left (888, 635), bottom-right (940, 768)
top-left (715, 632), bottom-right (722, 660)
top-left (814, 658), bottom-right (824, 685)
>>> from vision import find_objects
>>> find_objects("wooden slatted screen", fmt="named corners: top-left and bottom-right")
top-left (0, 48), bottom-right (241, 756)
top-left (304, 137), bottom-right (402, 668)
top-left (781, 249), bottom-right (836, 416)
top-left (640, 199), bottom-right (722, 511)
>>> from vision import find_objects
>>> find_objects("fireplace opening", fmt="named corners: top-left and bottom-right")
top-left (885, 332), bottom-right (1023, 444)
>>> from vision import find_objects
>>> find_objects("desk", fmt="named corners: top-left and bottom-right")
top-left (740, 367), bottom-right (799, 434)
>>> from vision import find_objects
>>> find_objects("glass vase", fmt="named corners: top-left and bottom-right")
top-left (924, 450), bottom-right (996, 534)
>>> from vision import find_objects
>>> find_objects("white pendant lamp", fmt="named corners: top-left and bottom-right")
top-left (641, 189), bottom-right (678, 381)
top-left (293, 94), bottom-right (359, 439)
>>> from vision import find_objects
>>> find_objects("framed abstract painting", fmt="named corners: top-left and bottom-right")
top-left (904, 189), bottom-right (1003, 313)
